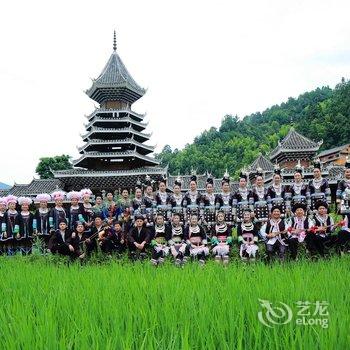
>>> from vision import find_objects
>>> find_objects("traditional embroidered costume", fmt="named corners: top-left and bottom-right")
top-left (286, 203), bottom-right (312, 260)
top-left (260, 206), bottom-right (288, 262)
top-left (211, 214), bottom-right (233, 264)
top-left (308, 160), bottom-right (331, 210)
top-left (168, 215), bottom-right (187, 265)
top-left (215, 171), bottom-right (234, 223)
top-left (49, 191), bottom-right (67, 231)
top-left (150, 216), bottom-right (171, 265)
top-left (237, 215), bottom-right (259, 261)
top-left (305, 201), bottom-right (334, 258)
top-left (184, 218), bottom-right (208, 265)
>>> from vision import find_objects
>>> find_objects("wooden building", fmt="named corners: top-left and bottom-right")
top-left (269, 127), bottom-right (322, 168)
top-left (317, 144), bottom-right (350, 166)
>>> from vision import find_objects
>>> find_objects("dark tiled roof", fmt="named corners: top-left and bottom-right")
top-left (0, 189), bottom-right (10, 196)
top-left (317, 144), bottom-right (350, 158)
top-left (56, 168), bottom-right (167, 191)
top-left (78, 138), bottom-right (155, 154)
top-left (328, 166), bottom-right (345, 180)
top-left (270, 128), bottom-right (321, 159)
top-left (8, 184), bottom-right (28, 196)
top-left (26, 179), bottom-right (63, 194)
top-left (94, 52), bottom-right (144, 91)
top-left (8, 179), bottom-right (63, 197)
top-left (74, 151), bottom-right (159, 169)
top-left (53, 167), bottom-right (166, 177)
top-left (248, 154), bottom-right (275, 172)
top-left (86, 51), bottom-right (145, 103)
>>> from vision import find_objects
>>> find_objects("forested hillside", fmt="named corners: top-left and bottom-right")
top-left (155, 79), bottom-right (350, 177)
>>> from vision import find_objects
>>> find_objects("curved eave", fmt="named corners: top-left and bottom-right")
top-left (269, 147), bottom-right (320, 161)
top-left (86, 51), bottom-right (145, 102)
top-left (81, 128), bottom-right (151, 143)
top-left (52, 166), bottom-right (166, 178)
top-left (78, 138), bottom-right (155, 154)
top-left (73, 151), bottom-right (159, 167)
top-left (248, 155), bottom-right (275, 172)
top-left (85, 117), bottom-right (148, 131)
top-left (86, 109), bottom-right (146, 122)
top-left (86, 85), bottom-right (144, 104)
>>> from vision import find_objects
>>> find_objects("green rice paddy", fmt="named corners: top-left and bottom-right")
top-left (0, 255), bottom-right (349, 349)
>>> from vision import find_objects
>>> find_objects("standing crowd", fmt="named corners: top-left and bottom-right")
top-left (1, 158), bottom-right (350, 265)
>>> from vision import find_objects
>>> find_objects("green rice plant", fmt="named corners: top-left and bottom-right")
top-left (0, 255), bottom-right (349, 349)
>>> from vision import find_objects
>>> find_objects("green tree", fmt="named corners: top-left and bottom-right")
top-left (155, 80), bottom-right (349, 178)
top-left (36, 155), bottom-right (73, 179)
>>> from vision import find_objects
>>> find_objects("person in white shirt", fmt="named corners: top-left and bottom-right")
top-left (337, 213), bottom-right (350, 254)
top-left (260, 206), bottom-right (288, 262)
top-left (286, 204), bottom-right (313, 260)
top-left (305, 201), bottom-right (334, 258)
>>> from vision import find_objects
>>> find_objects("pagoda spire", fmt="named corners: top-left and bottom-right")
top-left (86, 32), bottom-right (145, 105)
top-left (113, 30), bottom-right (117, 51)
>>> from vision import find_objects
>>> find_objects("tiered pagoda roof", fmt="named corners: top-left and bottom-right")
top-left (86, 32), bottom-right (145, 105)
top-left (73, 32), bottom-right (159, 171)
top-left (269, 127), bottom-right (322, 164)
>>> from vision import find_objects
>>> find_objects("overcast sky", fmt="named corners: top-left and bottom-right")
top-left (1, 0), bottom-right (350, 185)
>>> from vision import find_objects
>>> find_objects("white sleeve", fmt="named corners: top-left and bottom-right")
top-left (308, 218), bottom-right (315, 228)
top-left (260, 223), bottom-right (267, 239)
top-left (329, 216), bottom-right (335, 232)
top-left (285, 220), bottom-right (292, 237)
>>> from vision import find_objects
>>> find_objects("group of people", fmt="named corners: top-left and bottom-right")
top-left (1, 158), bottom-right (350, 265)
